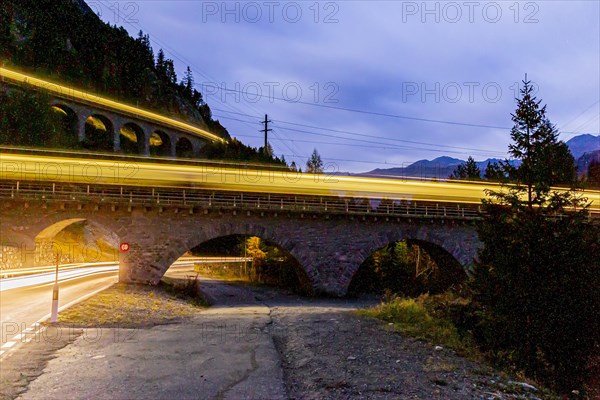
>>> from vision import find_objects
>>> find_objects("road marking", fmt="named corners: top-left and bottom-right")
top-left (0, 280), bottom-right (115, 361)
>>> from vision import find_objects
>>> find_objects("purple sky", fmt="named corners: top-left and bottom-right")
top-left (90, 0), bottom-right (600, 172)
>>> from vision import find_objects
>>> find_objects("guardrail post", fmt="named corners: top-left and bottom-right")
top-left (280, 199), bottom-right (283, 209)
top-left (53, 183), bottom-right (56, 194)
top-left (183, 190), bottom-right (187, 206)
top-left (425, 206), bottom-right (428, 216)
top-left (120, 187), bottom-right (123, 197)
top-left (16, 181), bottom-right (19, 192)
top-left (129, 192), bottom-right (132, 203)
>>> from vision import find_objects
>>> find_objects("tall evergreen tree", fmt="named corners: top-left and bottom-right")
top-left (471, 78), bottom-right (598, 392)
top-left (483, 161), bottom-right (504, 181)
top-left (450, 156), bottom-right (481, 180)
top-left (587, 159), bottom-right (600, 188)
top-left (156, 49), bottom-right (166, 77)
top-left (493, 78), bottom-right (577, 209)
top-left (183, 66), bottom-right (194, 97)
top-left (306, 148), bottom-right (324, 173)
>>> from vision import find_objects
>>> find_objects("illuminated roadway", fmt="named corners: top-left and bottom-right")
top-left (1, 152), bottom-right (599, 212)
top-left (0, 258), bottom-right (246, 358)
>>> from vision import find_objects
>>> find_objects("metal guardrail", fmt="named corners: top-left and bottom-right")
top-left (0, 181), bottom-right (482, 220)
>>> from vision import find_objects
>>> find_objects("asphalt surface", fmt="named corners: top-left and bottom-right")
top-left (15, 270), bottom-right (287, 400)
top-left (1, 267), bottom-right (118, 353)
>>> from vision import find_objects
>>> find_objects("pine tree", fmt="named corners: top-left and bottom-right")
top-left (450, 156), bottom-right (481, 180)
top-left (306, 148), bottom-right (324, 173)
top-left (587, 159), bottom-right (600, 188)
top-left (471, 78), bottom-right (598, 392)
top-left (490, 77), bottom-right (577, 209)
top-left (484, 161), bottom-right (504, 181)
top-left (156, 49), bottom-right (166, 77)
top-left (182, 66), bottom-right (194, 97)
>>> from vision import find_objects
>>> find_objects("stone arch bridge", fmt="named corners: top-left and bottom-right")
top-left (0, 68), bottom-right (223, 157)
top-left (0, 182), bottom-right (481, 296)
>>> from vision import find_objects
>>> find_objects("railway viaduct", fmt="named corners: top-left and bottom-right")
top-left (0, 184), bottom-right (481, 296)
top-left (0, 68), bottom-right (223, 158)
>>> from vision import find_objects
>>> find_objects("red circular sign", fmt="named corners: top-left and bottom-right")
top-left (119, 243), bottom-right (130, 252)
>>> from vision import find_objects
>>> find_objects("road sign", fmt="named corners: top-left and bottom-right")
top-left (119, 243), bottom-right (130, 252)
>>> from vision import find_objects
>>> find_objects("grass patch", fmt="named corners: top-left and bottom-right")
top-left (56, 279), bottom-right (207, 328)
top-left (357, 294), bottom-right (471, 355)
top-left (358, 292), bottom-right (562, 399)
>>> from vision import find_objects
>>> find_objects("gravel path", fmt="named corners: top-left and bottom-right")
top-left (251, 286), bottom-right (545, 400)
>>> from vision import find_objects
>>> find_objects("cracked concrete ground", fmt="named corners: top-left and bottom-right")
top-left (15, 279), bottom-right (287, 400)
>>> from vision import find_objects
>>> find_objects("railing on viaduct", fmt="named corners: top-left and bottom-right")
top-left (0, 180), bottom-right (483, 220)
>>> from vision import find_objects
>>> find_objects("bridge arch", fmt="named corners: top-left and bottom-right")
top-left (28, 213), bottom-right (121, 267)
top-left (342, 226), bottom-right (478, 295)
top-left (82, 114), bottom-right (114, 152)
top-left (134, 221), bottom-right (317, 292)
top-left (149, 130), bottom-right (171, 156)
top-left (50, 103), bottom-right (78, 139)
top-left (119, 122), bottom-right (146, 155)
top-left (175, 137), bottom-right (194, 158)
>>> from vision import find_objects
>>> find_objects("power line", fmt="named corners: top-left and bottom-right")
top-left (211, 107), bottom-right (506, 155)
top-left (201, 83), bottom-right (511, 130)
top-left (234, 133), bottom-right (504, 158)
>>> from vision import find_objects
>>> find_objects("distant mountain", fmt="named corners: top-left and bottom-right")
top-left (365, 157), bottom-right (514, 179)
top-left (566, 134), bottom-right (600, 160)
top-left (362, 134), bottom-right (598, 179)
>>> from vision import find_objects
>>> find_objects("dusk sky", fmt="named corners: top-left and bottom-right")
top-left (92, 0), bottom-right (599, 173)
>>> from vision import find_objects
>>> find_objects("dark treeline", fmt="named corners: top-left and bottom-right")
top-left (0, 0), bottom-right (229, 137)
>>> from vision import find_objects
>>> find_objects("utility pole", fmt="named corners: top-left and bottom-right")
top-left (261, 114), bottom-right (272, 155)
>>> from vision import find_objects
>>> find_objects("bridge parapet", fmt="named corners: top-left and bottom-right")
top-left (0, 180), bottom-right (483, 221)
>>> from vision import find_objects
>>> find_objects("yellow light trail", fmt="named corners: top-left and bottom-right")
top-left (0, 67), bottom-right (225, 143)
top-left (1, 153), bottom-right (598, 212)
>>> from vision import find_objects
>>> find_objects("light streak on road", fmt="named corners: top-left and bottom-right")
top-left (1, 152), bottom-right (599, 211)
top-left (0, 265), bottom-right (119, 292)
top-left (0, 67), bottom-right (225, 143)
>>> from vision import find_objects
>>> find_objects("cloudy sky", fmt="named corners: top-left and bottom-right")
top-left (91, 0), bottom-right (599, 172)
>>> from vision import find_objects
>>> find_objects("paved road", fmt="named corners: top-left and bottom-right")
top-left (0, 266), bottom-right (118, 355)
top-left (0, 258), bottom-right (225, 356)
top-left (17, 268), bottom-right (287, 400)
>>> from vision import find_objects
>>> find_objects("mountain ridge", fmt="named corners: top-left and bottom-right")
top-left (362, 134), bottom-right (599, 179)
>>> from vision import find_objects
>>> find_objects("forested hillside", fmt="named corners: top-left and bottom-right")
top-left (0, 0), bottom-right (228, 138)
